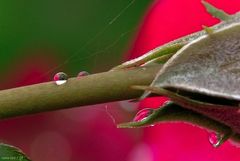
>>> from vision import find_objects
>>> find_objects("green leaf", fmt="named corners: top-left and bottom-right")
top-left (118, 101), bottom-right (230, 132)
top-left (118, 101), bottom-right (235, 145)
top-left (134, 18), bottom-right (240, 142)
top-left (202, 0), bottom-right (231, 21)
top-left (149, 23), bottom-right (240, 104)
top-left (112, 1), bottom-right (240, 71)
top-left (0, 143), bottom-right (31, 161)
top-left (142, 53), bottom-right (175, 66)
top-left (133, 85), bottom-right (236, 109)
top-left (112, 43), bottom-right (185, 70)
top-left (140, 5), bottom-right (240, 99)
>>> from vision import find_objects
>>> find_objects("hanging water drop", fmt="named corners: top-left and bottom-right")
top-left (54, 72), bottom-right (68, 85)
top-left (208, 132), bottom-right (221, 147)
top-left (133, 108), bottom-right (154, 122)
top-left (209, 130), bottom-right (232, 148)
top-left (77, 71), bottom-right (89, 78)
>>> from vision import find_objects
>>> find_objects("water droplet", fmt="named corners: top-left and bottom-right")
top-left (133, 108), bottom-right (154, 122)
top-left (54, 72), bottom-right (68, 85)
top-left (209, 130), bottom-right (232, 148)
top-left (77, 71), bottom-right (89, 78)
top-left (209, 132), bottom-right (223, 148)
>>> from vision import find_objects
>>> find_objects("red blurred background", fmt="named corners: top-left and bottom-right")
top-left (0, 0), bottom-right (240, 161)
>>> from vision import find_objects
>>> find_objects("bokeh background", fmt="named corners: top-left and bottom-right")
top-left (0, 0), bottom-right (240, 161)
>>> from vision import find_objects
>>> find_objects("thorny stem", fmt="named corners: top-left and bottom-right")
top-left (0, 65), bottom-right (161, 119)
top-left (0, 59), bottom-right (240, 143)
top-left (0, 1), bottom-right (238, 144)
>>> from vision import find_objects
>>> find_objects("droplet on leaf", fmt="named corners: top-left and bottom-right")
top-left (77, 71), bottom-right (89, 78)
top-left (54, 72), bottom-right (68, 85)
top-left (133, 108), bottom-right (154, 122)
top-left (208, 132), bottom-right (224, 148)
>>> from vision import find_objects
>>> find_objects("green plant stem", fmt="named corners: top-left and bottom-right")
top-left (1, 64), bottom-right (240, 144)
top-left (0, 65), bottom-right (161, 119)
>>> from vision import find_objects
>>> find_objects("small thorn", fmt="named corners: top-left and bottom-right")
top-left (202, 25), bottom-right (214, 35)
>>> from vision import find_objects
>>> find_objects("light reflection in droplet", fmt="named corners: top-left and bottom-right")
top-left (133, 108), bottom-right (154, 122)
top-left (208, 132), bottom-right (221, 148)
top-left (53, 72), bottom-right (68, 85)
top-left (77, 71), bottom-right (89, 78)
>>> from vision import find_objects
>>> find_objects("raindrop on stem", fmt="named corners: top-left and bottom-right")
top-left (54, 72), bottom-right (68, 85)
top-left (77, 71), bottom-right (89, 78)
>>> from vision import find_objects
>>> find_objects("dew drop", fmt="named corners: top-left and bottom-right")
top-left (77, 71), bottom-right (89, 78)
top-left (54, 72), bottom-right (68, 85)
top-left (208, 132), bottom-right (223, 148)
top-left (133, 108), bottom-right (154, 122)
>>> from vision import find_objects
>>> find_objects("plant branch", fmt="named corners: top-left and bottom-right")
top-left (0, 65), bottom-right (161, 119)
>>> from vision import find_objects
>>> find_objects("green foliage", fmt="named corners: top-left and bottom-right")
top-left (113, 1), bottom-right (239, 71)
top-left (0, 143), bottom-right (30, 161)
top-left (119, 1), bottom-right (240, 145)
top-left (118, 101), bottom-right (229, 131)
top-left (202, 0), bottom-right (231, 21)
top-left (0, 0), bottom-right (152, 157)
top-left (112, 43), bottom-right (185, 70)
top-left (138, 1), bottom-right (240, 99)
top-left (118, 101), bottom-right (234, 146)
top-left (149, 24), bottom-right (240, 106)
